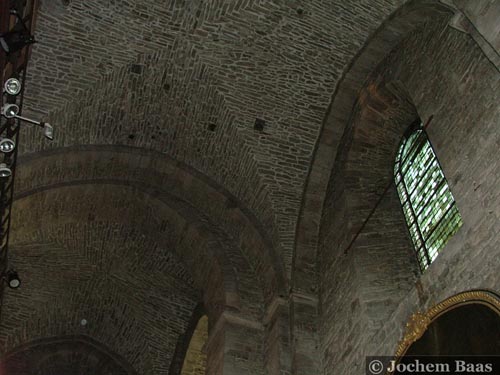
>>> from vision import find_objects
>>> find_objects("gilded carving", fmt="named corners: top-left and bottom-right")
top-left (394, 290), bottom-right (500, 357)
top-left (396, 311), bottom-right (431, 356)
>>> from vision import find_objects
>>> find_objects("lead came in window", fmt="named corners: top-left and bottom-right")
top-left (394, 124), bottom-right (462, 271)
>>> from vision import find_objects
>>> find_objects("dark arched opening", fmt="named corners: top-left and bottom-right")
top-left (406, 303), bottom-right (500, 355)
top-left (0, 335), bottom-right (138, 375)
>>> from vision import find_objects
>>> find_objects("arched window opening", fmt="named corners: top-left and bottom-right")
top-left (181, 315), bottom-right (208, 375)
top-left (394, 122), bottom-right (462, 271)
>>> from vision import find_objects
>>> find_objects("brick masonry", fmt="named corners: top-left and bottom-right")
top-left (0, 0), bottom-right (498, 374)
top-left (318, 14), bottom-right (500, 375)
top-left (0, 335), bottom-right (138, 375)
top-left (4, 149), bottom-right (271, 374)
top-left (14, 147), bottom-right (270, 311)
top-left (21, 0), bottom-right (407, 279)
top-left (4, 185), bottom-right (201, 374)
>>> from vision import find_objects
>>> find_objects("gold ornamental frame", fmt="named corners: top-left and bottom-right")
top-left (394, 289), bottom-right (500, 357)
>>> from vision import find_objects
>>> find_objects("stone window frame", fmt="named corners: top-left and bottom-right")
top-left (394, 120), bottom-right (462, 271)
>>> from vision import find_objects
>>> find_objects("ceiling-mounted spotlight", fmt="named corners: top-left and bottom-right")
top-left (3, 77), bottom-right (22, 96)
top-left (0, 163), bottom-right (12, 178)
top-left (4, 269), bottom-right (21, 289)
top-left (0, 138), bottom-right (15, 153)
top-left (1, 104), bottom-right (54, 140)
top-left (2, 103), bottom-right (19, 118)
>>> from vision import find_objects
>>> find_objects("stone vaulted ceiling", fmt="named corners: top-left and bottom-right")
top-left (21, 0), bottom-right (405, 273)
top-left (0, 0), bottom-right (424, 373)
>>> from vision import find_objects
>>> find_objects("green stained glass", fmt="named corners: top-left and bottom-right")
top-left (395, 127), bottom-right (462, 271)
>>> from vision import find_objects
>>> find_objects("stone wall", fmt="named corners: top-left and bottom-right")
top-left (0, 336), bottom-right (137, 375)
top-left (2, 185), bottom-right (201, 374)
top-left (181, 316), bottom-right (208, 375)
top-left (22, 0), bottom-right (409, 279)
top-left (319, 15), bottom-right (499, 374)
top-left (3, 1), bottom-right (498, 373)
top-left (372, 13), bottom-right (500, 358)
top-left (454, 0), bottom-right (500, 52)
top-left (205, 314), bottom-right (265, 375)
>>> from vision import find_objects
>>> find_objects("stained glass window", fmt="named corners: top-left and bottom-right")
top-left (394, 123), bottom-right (462, 271)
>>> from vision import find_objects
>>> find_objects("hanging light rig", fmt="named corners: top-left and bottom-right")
top-left (2, 102), bottom-right (53, 140)
top-left (0, 0), bottom-right (47, 296)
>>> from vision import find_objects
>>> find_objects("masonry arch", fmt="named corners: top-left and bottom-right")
top-left (308, 0), bottom-right (498, 371)
top-left (293, 0), bottom-right (454, 295)
top-left (0, 335), bottom-right (138, 375)
top-left (15, 145), bottom-right (286, 303)
top-left (291, 1), bottom-right (455, 371)
top-left (3, 173), bottom-right (266, 373)
top-left (396, 290), bottom-right (500, 356)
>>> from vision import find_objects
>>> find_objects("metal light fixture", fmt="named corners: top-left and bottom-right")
top-left (1, 104), bottom-right (54, 140)
top-left (2, 103), bottom-right (19, 118)
top-left (3, 77), bottom-right (22, 96)
top-left (5, 269), bottom-right (21, 289)
top-left (0, 138), bottom-right (15, 153)
top-left (0, 163), bottom-right (12, 178)
top-left (0, 30), bottom-right (36, 55)
top-left (42, 122), bottom-right (54, 140)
